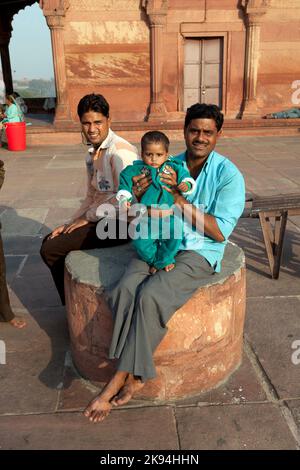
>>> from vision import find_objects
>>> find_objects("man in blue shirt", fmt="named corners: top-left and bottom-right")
top-left (84, 103), bottom-right (245, 423)
top-left (172, 104), bottom-right (245, 272)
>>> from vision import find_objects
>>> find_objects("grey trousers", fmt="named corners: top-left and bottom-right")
top-left (107, 250), bottom-right (214, 382)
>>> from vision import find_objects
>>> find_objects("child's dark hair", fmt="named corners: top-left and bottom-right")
top-left (184, 103), bottom-right (224, 131)
top-left (77, 93), bottom-right (109, 120)
top-left (141, 131), bottom-right (170, 153)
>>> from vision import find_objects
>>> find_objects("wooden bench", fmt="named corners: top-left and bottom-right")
top-left (250, 193), bottom-right (300, 279)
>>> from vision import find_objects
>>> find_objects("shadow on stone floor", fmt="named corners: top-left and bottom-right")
top-left (230, 217), bottom-right (300, 280)
top-left (0, 205), bottom-right (69, 391)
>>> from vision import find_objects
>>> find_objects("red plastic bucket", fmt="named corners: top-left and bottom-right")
top-left (5, 122), bottom-right (26, 151)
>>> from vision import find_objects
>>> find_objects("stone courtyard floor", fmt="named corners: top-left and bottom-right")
top-left (0, 135), bottom-right (300, 450)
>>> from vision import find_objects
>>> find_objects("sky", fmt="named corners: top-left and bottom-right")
top-left (8, 2), bottom-right (54, 81)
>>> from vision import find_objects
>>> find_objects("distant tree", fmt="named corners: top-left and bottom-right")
top-left (15, 88), bottom-right (34, 98)
top-left (28, 78), bottom-right (56, 97)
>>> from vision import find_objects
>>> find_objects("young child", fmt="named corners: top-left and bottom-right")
top-left (116, 131), bottom-right (195, 273)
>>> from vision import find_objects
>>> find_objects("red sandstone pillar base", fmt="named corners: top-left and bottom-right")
top-left (147, 102), bottom-right (168, 122)
top-left (64, 244), bottom-right (246, 401)
top-left (242, 99), bottom-right (260, 119)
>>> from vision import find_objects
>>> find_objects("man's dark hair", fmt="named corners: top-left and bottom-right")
top-left (184, 103), bottom-right (224, 132)
top-left (141, 131), bottom-right (170, 153)
top-left (77, 93), bottom-right (109, 120)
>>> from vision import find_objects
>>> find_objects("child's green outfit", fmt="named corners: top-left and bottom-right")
top-left (117, 158), bottom-right (195, 269)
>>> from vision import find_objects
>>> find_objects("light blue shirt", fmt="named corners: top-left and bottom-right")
top-left (175, 150), bottom-right (245, 272)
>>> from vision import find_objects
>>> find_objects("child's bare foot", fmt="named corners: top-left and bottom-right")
top-left (84, 371), bottom-right (128, 423)
top-left (164, 263), bottom-right (175, 272)
top-left (149, 266), bottom-right (157, 275)
top-left (9, 317), bottom-right (27, 329)
top-left (111, 374), bottom-right (144, 407)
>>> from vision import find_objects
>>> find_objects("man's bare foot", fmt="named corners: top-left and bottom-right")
top-left (9, 317), bottom-right (27, 329)
top-left (164, 263), bottom-right (175, 272)
top-left (84, 371), bottom-right (128, 423)
top-left (149, 266), bottom-right (158, 275)
top-left (111, 374), bottom-right (144, 407)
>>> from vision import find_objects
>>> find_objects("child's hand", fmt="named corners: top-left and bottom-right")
top-left (132, 174), bottom-right (152, 200)
top-left (160, 166), bottom-right (177, 188)
top-left (177, 182), bottom-right (189, 193)
top-left (120, 199), bottom-right (131, 211)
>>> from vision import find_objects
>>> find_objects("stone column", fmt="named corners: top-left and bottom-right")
top-left (147, 12), bottom-right (167, 121)
top-left (0, 32), bottom-right (13, 95)
top-left (241, 1), bottom-right (268, 118)
top-left (44, 13), bottom-right (72, 125)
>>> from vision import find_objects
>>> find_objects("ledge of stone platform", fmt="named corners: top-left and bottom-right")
top-left (64, 242), bottom-right (246, 401)
top-left (27, 118), bottom-right (300, 145)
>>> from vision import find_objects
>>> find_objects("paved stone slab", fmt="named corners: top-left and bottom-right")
top-left (0, 208), bottom-right (49, 236)
top-left (4, 255), bottom-right (26, 282)
top-left (260, 160), bottom-right (300, 172)
top-left (15, 254), bottom-right (49, 278)
top-left (57, 362), bottom-right (98, 412)
top-left (42, 207), bottom-right (80, 233)
top-left (286, 400), bottom-right (300, 434)
top-left (245, 297), bottom-right (300, 399)
top-left (8, 274), bottom-right (61, 310)
top-left (176, 353), bottom-right (267, 406)
top-left (46, 159), bottom-right (85, 169)
top-left (5, 198), bottom-right (80, 210)
top-left (230, 219), bottom-right (300, 297)
top-left (176, 404), bottom-right (297, 449)
top-left (2, 235), bottom-right (44, 255)
top-left (0, 349), bottom-right (65, 414)
top-left (0, 407), bottom-right (179, 450)
top-left (0, 306), bottom-right (69, 354)
top-left (245, 174), bottom-right (299, 195)
top-left (0, 178), bottom-right (35, 203)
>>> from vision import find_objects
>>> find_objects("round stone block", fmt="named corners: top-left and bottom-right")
top-left (65, 242), bottom-right (246, 400)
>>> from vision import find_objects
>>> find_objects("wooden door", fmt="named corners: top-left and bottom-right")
top-left (184, 37), bottom-right (223, 110)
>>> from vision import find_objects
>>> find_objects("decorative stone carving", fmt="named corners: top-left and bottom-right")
top-left (39, 0), bottom-right (70, 15)
top-left (70, 0), bottom-right (138, 10)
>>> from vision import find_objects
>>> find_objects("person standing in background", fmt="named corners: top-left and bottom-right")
top-left (0, 160), bottom-right (26, 328)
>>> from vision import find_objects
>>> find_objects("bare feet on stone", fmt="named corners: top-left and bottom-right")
top-left (111, 374), bottom-right (144, 407)
top-left (9, 316), bottom-right (27, 329)
top-left (84, 371), bottom-right (128, 423)
top-left (149, 266), bottom-right (158, 275)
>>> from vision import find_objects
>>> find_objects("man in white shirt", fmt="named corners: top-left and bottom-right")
top-left (40, 94), bottom-right (140, 305)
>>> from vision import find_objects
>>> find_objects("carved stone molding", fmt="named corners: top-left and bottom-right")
top-left (45, 14), bottom-right (65, 29)
top-left (148, 13), bottom-right (167, 27)
top-left (142, 0), bottom-right (168, 16)
top-left (39, 0), bottom-right (70, 16)
top-left (241, 0), bottom-right (270, 24)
